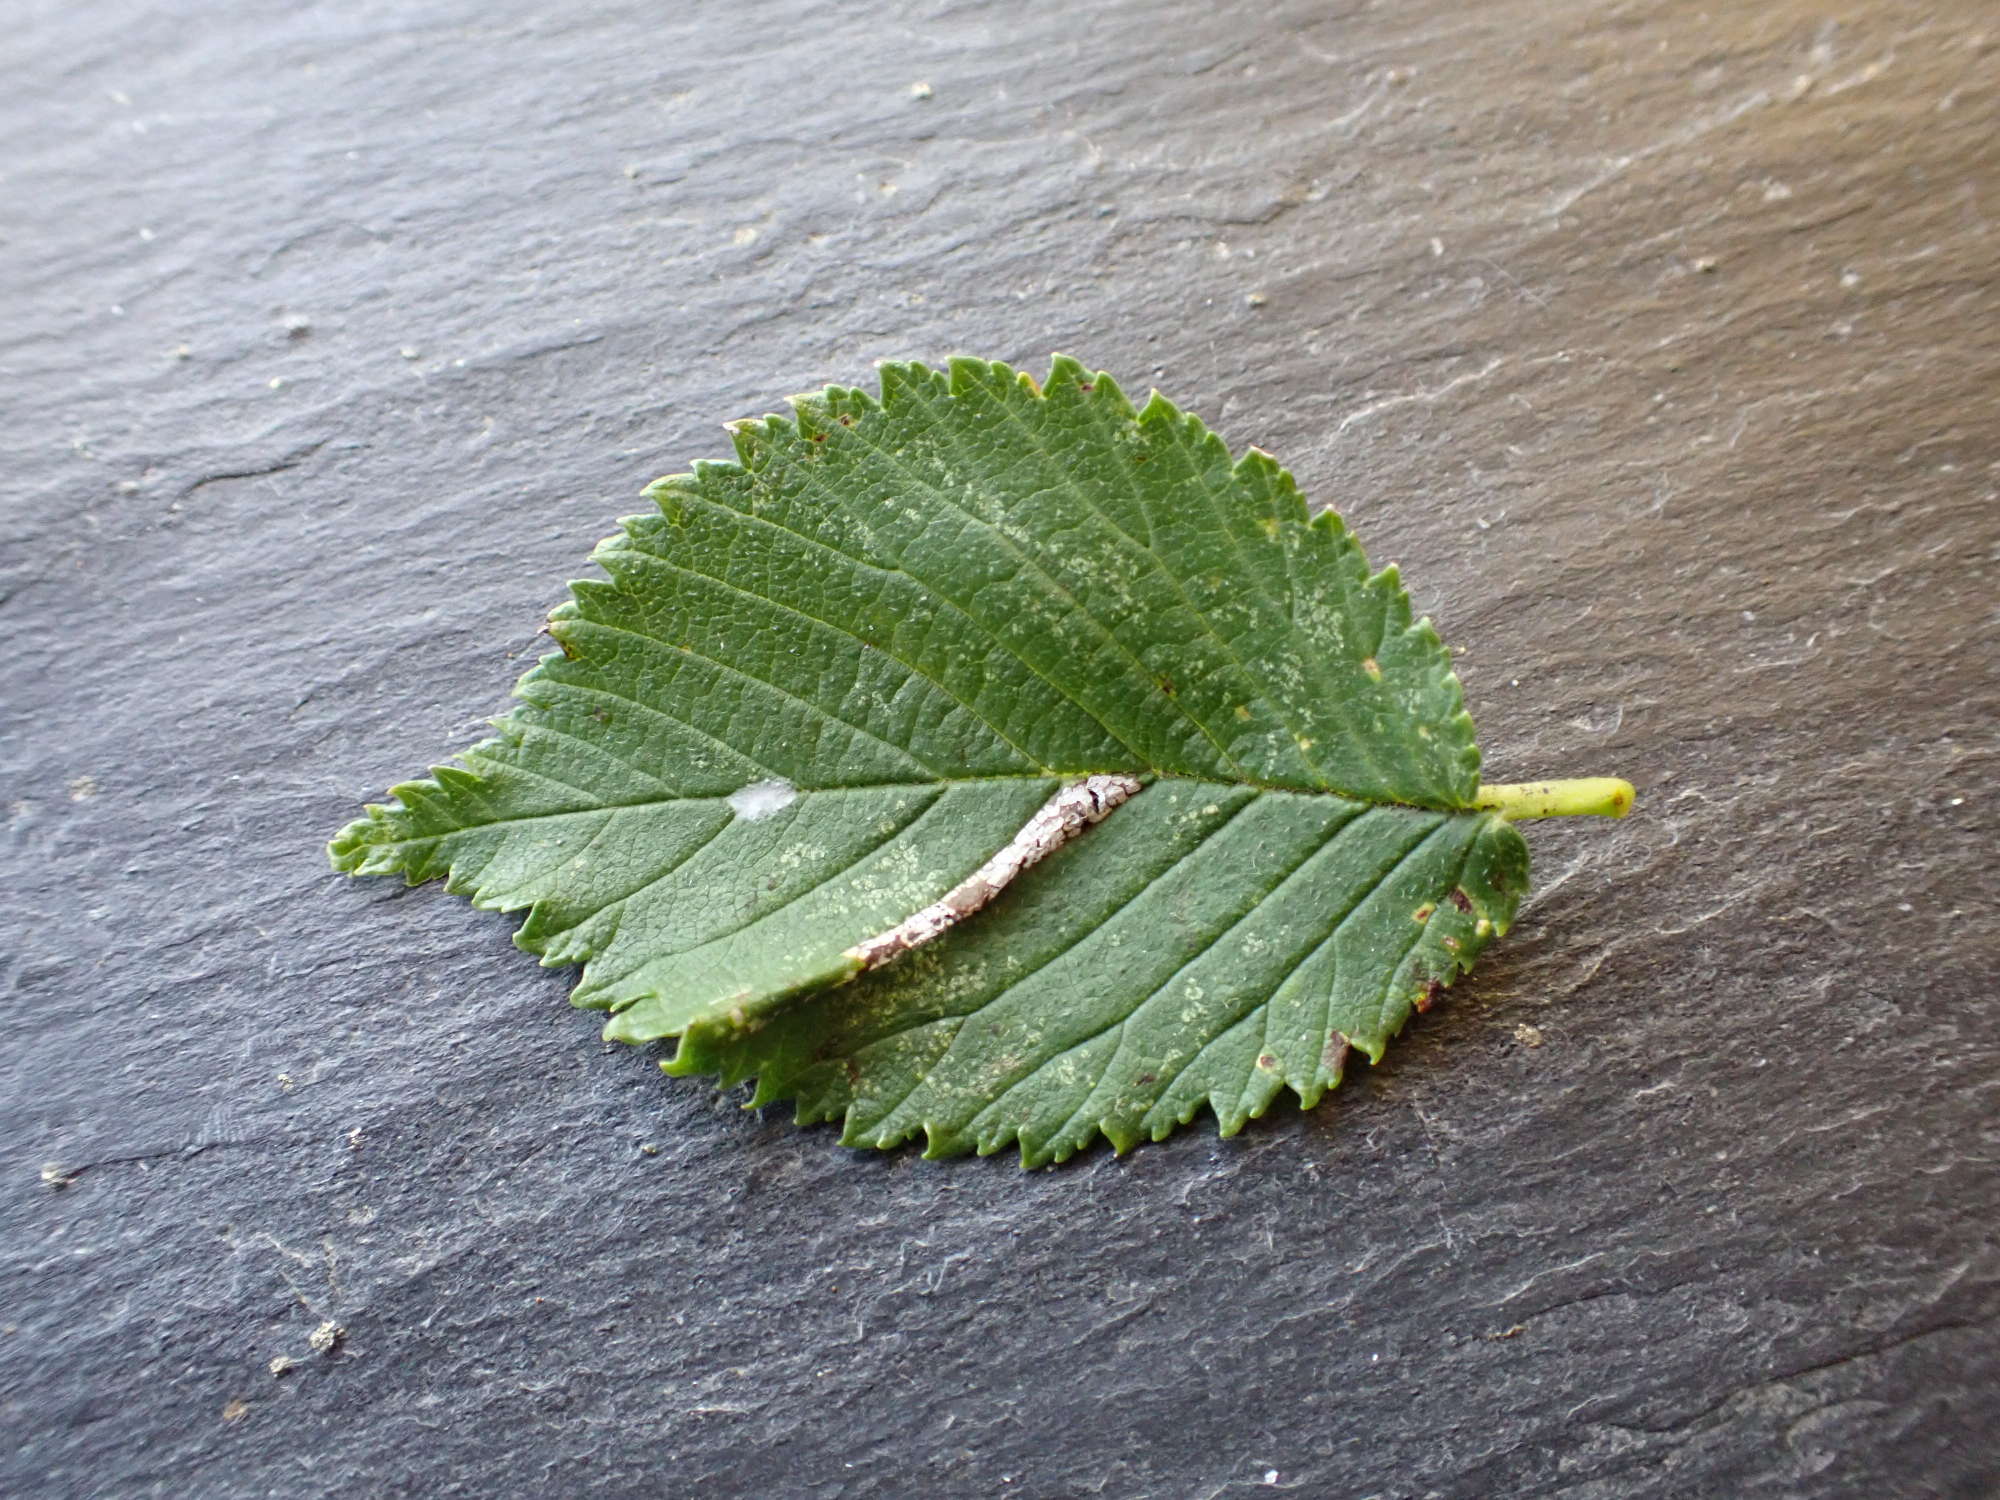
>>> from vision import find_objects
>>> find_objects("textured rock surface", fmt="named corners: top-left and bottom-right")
top-left (3, 0), bottom-right (1994, 1494)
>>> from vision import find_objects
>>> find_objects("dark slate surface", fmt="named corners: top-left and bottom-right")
top-left (4, 1), bottom-right (1995, 1495)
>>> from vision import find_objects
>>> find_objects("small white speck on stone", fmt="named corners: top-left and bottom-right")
top-left (909, 80), bottom-right (934, 100)
top-left (728, 778), bottom-right (798, 822)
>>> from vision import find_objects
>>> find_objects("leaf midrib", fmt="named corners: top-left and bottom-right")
top-left (355, 772), bottom-right (1482, 850)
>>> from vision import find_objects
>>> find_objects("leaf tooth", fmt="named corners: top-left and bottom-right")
top-left (418, 768), bottom-right (488, 804)
top-left (1224, 450), bottom-right (1320, 532)
top-left (1099, 1116), bottom-right (1142, 1157)
top-left (687, 459), bottom-right (745, 501)
top-left (820, 382), bottom-right (880, 424)
top-left (729, 416), bottom-right (803, 471)
top-left (1043, 352), bottom-right (1090, 392)
top-left (745, 1071), bottom-right (789, 1110)
top-left (943, 354), bottom-right (1012, 400)
top-left (713, 1042), bottom-right (762, 1091)
top-left (756, 410), bottom-right (803, 450)
top-left (1044, 356), bottom-right (1139, 420)
top-left (640, 476), bottom-right (695, 526)
top-left (784, 398), bottom-right (833, 443)
top-left (1306, 505), bottom-right (1350, 540)
top-left (876, 359), bottom-right (950, 411)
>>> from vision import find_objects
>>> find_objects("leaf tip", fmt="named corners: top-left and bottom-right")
top-left (325, 820), bottom-right (371, 873)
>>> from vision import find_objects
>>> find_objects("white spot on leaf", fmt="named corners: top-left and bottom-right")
top-left (727, 778), bottom-right (797, 822)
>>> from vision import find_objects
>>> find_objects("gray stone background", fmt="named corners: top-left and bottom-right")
top-left (3, 1), bottom-right (1994, 1495)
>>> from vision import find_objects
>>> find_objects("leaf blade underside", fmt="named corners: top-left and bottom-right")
top-left (331, 355), bottom-right (1528, 1164)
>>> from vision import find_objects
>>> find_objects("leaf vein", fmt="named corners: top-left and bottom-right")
top-left (1320, 817), bottom-right (1459, 1065)
top-left (511, 719), bottom-right (682, 796)
top-left (647, 786), bottom-right (951, 962)
top-left (831, 391), bottom-right (1256, 780)
top-left (984, 379), bottom-right (1344, 790)
top-left (739, 447), bottom-right (1153, 770)
top-left (543, 810), bottom-right (737, 951)
top-left (610, 544), bottom-right (1047, 771)
top-left (567, 616), bottom-right (941, 778)
top-left (1023, 814), bottom-right (1350, 1146)
top-left (854, 791), bottom-right (1264, 1137)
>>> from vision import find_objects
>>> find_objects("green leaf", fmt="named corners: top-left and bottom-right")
top-left (331, 356), bottom-right (1629, 1165)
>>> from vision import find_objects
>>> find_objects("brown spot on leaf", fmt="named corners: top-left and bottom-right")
top-left (1450, 888), bottom-right (1473, 913)
top-left (838, 414), bottom-right (854, 426)
top-left (1257, 1053), bottom-right (1278, 1070)
top-left (1157, 675), bottom-right (1177, 697)
top-left (1078, 382), bottom-right (1094, 393)
top-left (1413, 903), bottom-right (1435, 924)
top-left (1322, 1034), bottom-right (1352, 1075)
top-left (1414, 979), bottom-right (1443, 1014)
